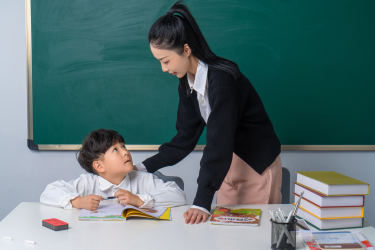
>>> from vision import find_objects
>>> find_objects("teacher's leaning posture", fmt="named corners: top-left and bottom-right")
top-left (135, 0), bottom-right (282, 224)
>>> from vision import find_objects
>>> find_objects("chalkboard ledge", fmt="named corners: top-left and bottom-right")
top-left (28, 144), bottom-right (206, 151)
top-left (281, 145), bottom-right (375, 151)
top-left (25, 143), bottom-right (375, 151)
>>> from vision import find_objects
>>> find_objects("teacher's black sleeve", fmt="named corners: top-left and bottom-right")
top-left (193, 87), bottom-right (240, 211)
top-left (142, 82), bottom-right (205, 173)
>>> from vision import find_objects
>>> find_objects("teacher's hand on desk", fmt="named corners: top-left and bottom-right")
top-left (183, 208), bottom-right (210, 224)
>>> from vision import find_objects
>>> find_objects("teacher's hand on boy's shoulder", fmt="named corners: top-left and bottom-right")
top-left (71, 195), bottom-right (104, 211)
top-left (183, 208), bottom-right (210, 225)
top-left (114, 189), bottom-right (144, 207)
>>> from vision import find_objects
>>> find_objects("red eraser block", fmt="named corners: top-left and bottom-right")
top-left (42, 218), bottom-right (69, 231)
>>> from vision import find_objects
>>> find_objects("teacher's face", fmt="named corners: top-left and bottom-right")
top-left (150, 44), bottom-right (195, 78)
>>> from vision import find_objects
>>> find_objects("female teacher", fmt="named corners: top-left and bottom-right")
top-left (135, 0), bottom-right (282, 224)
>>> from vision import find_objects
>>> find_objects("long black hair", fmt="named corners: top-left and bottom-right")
top-left (148, 0), bottom-right (241, 80)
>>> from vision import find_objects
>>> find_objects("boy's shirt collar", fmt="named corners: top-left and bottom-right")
top-left (187, 60), bottom-right (208, 96)
top-left (98, 174), bottom-right (130, 191)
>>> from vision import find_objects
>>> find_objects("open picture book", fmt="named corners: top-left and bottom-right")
top-left (209, 206), bottom-right (261, 226)
top-left (78, 204), bottom-right (171, 221)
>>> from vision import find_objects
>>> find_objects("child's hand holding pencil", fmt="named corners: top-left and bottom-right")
top-left (71, 195), bottom-right (104, 211)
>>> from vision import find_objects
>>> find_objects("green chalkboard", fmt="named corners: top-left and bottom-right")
top-left (28, 0), bottom-right (375, 150)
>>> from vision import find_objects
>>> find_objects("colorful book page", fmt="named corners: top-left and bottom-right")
top-left (78, 204), bottom-right (169, 221)
top-left (210, 206), bottom-right (261, 226)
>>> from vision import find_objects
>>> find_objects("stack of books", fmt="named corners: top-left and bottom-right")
top-left (293, 171), bottom-right (369, 230)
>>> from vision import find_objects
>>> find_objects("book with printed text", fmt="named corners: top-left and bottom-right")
top-left (299, 230), bottom-right (373, 250)
top-left (209, 206), bottom-right (261, 226)
top-left (312, 231), bottom-right (365, 250)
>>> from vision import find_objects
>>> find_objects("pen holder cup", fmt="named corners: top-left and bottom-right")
top-left (270, 218), bottom-right (297, 250)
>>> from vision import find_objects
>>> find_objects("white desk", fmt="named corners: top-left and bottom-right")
top-left (0, 203), bottom-right (374, 250)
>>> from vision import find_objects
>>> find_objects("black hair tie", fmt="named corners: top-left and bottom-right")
top-left (167, 11), bottom-right (173, 16)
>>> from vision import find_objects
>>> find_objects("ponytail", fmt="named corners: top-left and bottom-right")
top-left (148, 0), bottom-right (241, 80)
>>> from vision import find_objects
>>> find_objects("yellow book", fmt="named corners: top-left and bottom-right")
top-left (296, 171), bottom-right (369, 196)
top-left (79, 204), bottom-right (171, 221)
top-left (123, 207), bottom-right (171, 220)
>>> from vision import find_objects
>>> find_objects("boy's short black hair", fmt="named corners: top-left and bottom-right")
top-left (77, 129), bottom-right (125, 174)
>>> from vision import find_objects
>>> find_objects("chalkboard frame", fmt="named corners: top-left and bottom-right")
top-left (25, 0), bottom-right (375, 151)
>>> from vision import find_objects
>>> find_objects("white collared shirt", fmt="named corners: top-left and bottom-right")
top-left (187, 60), bottom-right (211, 123)
top-left (40, 169), bottom-right (186, 209)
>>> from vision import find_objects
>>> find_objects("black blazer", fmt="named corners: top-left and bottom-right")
top-left (143, 67), bottom-right (281, 211)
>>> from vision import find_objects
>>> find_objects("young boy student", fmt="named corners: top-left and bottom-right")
top-left (40, 129), bottom-right (186, 211)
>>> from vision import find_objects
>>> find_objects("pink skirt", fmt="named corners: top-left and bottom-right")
top-left (217, 154), bottom-right (282, 205)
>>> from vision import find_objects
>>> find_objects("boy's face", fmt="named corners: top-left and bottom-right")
top-left (95, 141), bottom-right (134, 178)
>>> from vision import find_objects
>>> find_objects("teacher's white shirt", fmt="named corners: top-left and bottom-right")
top-left (136, 61), bottom-right (212, 215)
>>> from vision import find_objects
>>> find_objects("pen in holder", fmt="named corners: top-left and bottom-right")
top-left (270, 218), bottom-right (297, 250)
top-left (269, 191), bottom-right (303, 250)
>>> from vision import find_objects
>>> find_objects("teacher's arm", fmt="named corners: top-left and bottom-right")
top-left (142, 82), bottom-right (205, 173)
top-left (193, 87), bottom-right (240, 212)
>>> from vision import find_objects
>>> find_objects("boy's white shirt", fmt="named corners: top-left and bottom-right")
top-left (40, 169), bottom-right (186, 209)
top-left (135, 163), bottom-right (211, 215)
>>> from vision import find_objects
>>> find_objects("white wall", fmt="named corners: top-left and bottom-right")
top-left (1, 1), bottom-right (374, 226)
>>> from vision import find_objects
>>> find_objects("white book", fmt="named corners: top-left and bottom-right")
top-left (293, 195), bottom-right (363, 219)
top-left (294, 183), bottom-right (365, 207)
top-left (296, 207), bottom-right (363, 230)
